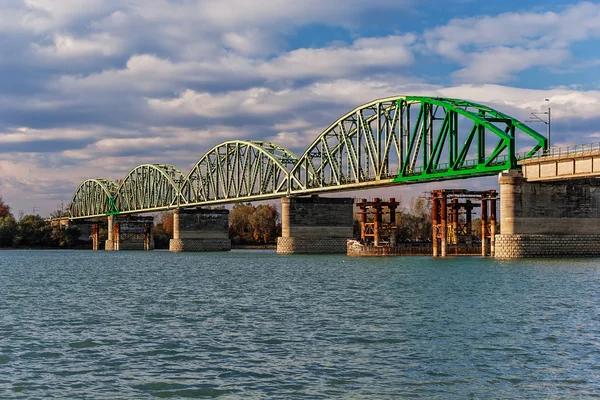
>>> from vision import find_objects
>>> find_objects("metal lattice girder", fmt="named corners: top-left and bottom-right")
top-left (394, 97), bottom-right (547, 183)
top-left (181, 140), bottom-right (305, 205)
top-left (66, 96), bottom-right (547, 220)
top-left (289, 96), bottom-right (546, 194)
top-left (289, 96), bottom-right (407, 194)
top-left (114, 164), bottom-right (188, 214)
top-left (68, 178), bottom-right (118, 218)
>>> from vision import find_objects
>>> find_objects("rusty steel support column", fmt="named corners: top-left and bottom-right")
top-left (144, 223), bottom-right (152, 251)
top-left (432, 193), bottom-right (439, 257)
top-left (490, 196), bottom-right (497, 257)
top-left (389, 198), bottom-right (397, 225)
top-left (481, 198), bottom-right (488, 257)
top-left (465, 200), bottom-right (473, 247)
top-left (359, 201), bottom-right (367, 241)
top-left (389, 198), bottom-right (398, 247)
top-left (452, 198), bottom-right (459, 245)
top-left (114, 222), bottom-right (120, 251)
top-left (373, 198), bottom-right (381, 247)
top-left (440, 192), bottom-right (447, 257)
top-left (91, 223), bottom-right (99, 251)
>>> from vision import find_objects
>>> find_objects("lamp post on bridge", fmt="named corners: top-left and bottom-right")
top-left (528, 98), bottom-right (551, 154)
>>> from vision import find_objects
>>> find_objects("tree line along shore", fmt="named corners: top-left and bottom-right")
top-left (0, 196), bottom-right (485, 249)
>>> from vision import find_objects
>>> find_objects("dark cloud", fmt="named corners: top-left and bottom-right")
top-left (0, 138), bottom-right (93, 153)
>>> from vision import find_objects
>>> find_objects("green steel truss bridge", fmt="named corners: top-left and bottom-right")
top-left (69, 96), bottom-right (547, 219)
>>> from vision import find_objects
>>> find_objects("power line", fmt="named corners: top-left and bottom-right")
top-left (550, 109), bottom-right (600, 120)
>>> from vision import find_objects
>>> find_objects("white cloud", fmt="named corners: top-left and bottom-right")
top-left (452, 47), bottom-right (570, 83)
top-left (33, 33), bottom-right (123, 59)
top-left (266, 131), bottom-right (314, 151)
top-left (425, 2), bottom-right (600, 83)
top-left (146, 77), bottom-right (427, 119)
top-left (21, 0), bottom-right (123, 33)
top-left (193, 0), bottom-right (412, 30)
top-left (147, 87), bottom-right (300, 118)
top-left (0, 127), bottom-right (97, 144)
top-left (55, 54), bottom-right (259, 94)
top-left (54, 33), bottom-right (416, 97)
top-left (260, 35), bottom-right (416, 79)
top-left (222, 29), bottom-right (281, 56)
top-left (273, 119), bottom-right (312, 131)
top-left (60, 125), bottom-right (242, 162)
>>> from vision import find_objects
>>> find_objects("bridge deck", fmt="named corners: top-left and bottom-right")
top-left (519, 146), bottom-right (600, 181)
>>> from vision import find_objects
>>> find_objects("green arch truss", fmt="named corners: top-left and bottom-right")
top-left (68, 178), bottom-right (118, 218)
top-left (181, 140), bottom-right (306, 205)
top-left (393, 96), bottom-right (547, 183)
top-left (114, 164), bottom-right (188, 214)
top-left (288, 95), bottom-right (546, 194)
top-left (66, 96), bottom-right (547, 219)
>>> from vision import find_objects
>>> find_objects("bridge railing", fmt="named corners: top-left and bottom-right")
top-left (524, 142), bottom-right (600, 159)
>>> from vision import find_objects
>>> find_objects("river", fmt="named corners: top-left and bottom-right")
top-left (1, 250), bottom-right (599, 398)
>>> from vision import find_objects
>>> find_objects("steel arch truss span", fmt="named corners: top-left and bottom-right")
top-left (66, 96), bottom-right (547, 219)
top-left (181, 140), bottom-right (304, 205)
top-left (69, 178), bottom-right (118, 218)
top-left (289, 96), bottom-right (546, 194)
top-left (393, 97), bottom-right (547, 183)
top-left (290, 96), bottom-right (405, 194)
top-left (114, 164), bottom-right (188, 214)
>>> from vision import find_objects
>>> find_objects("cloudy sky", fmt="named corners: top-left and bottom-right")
top-left (1, 0), bottom-right (600, 216)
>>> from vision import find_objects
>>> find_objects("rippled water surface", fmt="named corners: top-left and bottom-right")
top-left (2, 250), bottom-right (600, 398)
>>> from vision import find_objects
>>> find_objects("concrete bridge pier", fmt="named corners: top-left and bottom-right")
top-left (104, 216), bottom-right (154, 251)
top-left (105, 215), bottom-right (115, 251)
top-left (277, 196), bottom-right (354, 254)
top-left (495, 170), bottom-right (600, 258)
top-left (91, 223), bottom-right (100, 251)
top-left (479, 195), bottom-right (497, 257)
top-left (169, 208), bottom-right (231, 252)
top-left (431, 191), bottom-right (449, 257)
top-left (440, 192), bottom-right (448, 257)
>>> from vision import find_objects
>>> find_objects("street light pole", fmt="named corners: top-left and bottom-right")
top-left (547, 100), bottom-right (551, 151)
top-left (527, 98), bottom-right (551, 154)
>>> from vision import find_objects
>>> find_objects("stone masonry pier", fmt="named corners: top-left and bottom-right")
top-left (495, 170), bottom-right (600, 258)
top-left (169, 208), bottom-right (231, 252)
top-left (277, 196), bottom-right (354, 254)
top-left (105, 216), bottom-right (154, 251)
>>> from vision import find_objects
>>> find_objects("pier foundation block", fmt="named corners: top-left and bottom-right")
top-left (105, 216), bottom-right (154, 251)
top-left (277, 196), bottom-right (354, 254)
top-left (169, 209), bottom-right (231, 252)
top-left (495, 170), bottom-right (600, 258)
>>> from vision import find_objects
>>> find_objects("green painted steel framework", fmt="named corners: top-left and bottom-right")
top-left (68, 96), bottom-right (547, 219)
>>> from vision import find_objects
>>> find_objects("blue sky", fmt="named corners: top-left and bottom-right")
top-left (1, 0), bottom-right (599, 216)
